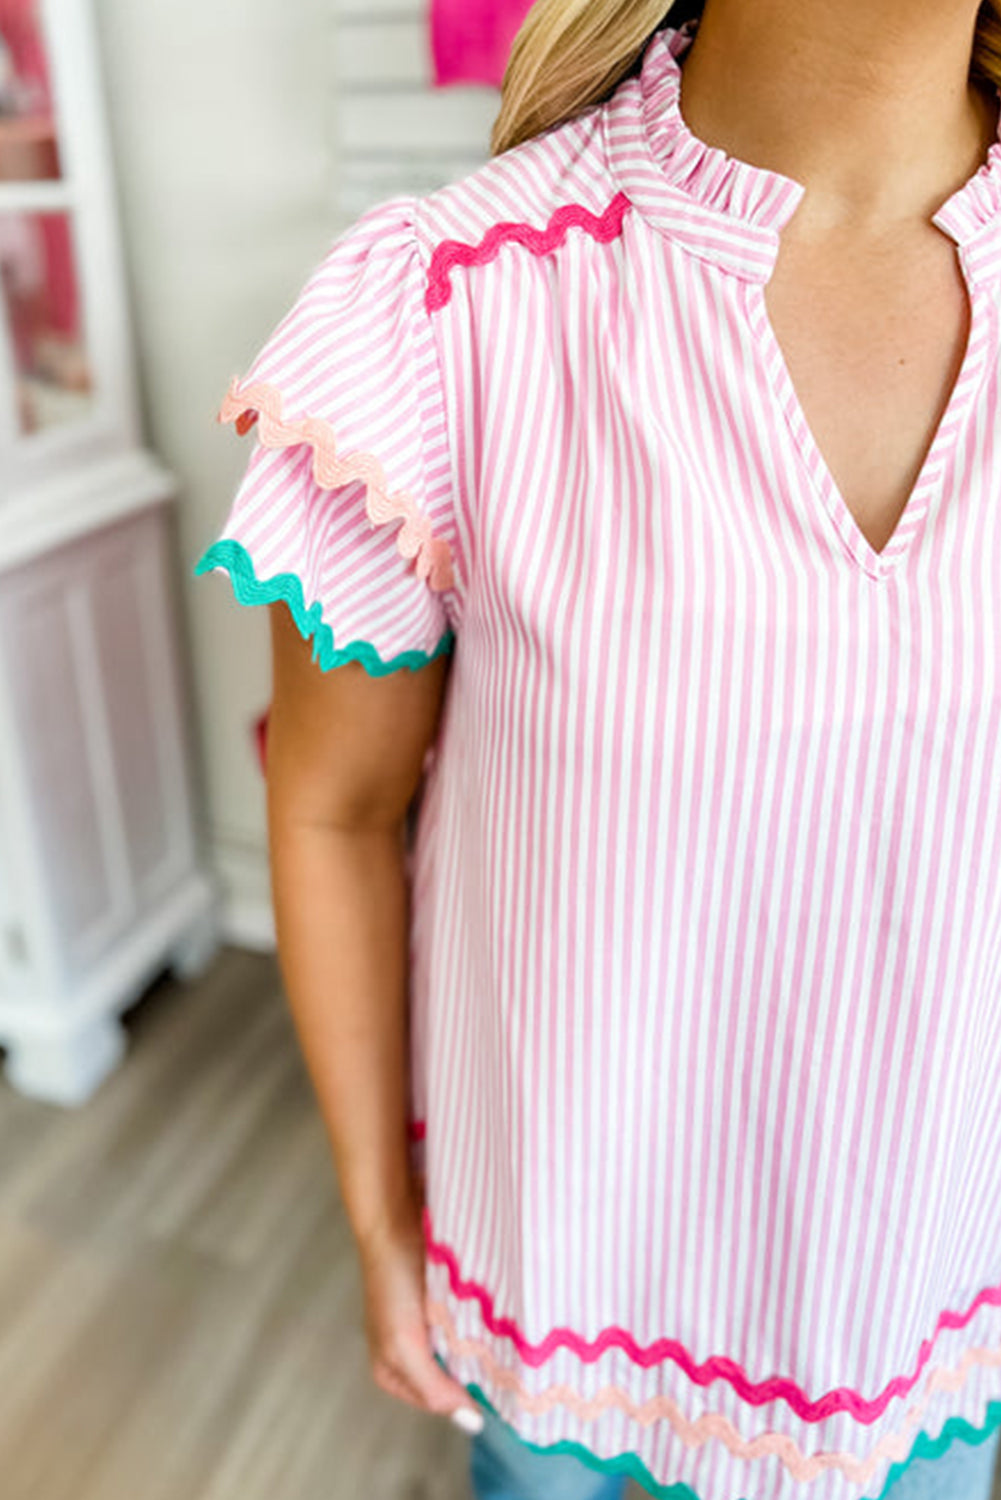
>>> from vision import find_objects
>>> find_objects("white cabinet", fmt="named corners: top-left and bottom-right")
top-left (0, 0), bottom-right (218, 1103)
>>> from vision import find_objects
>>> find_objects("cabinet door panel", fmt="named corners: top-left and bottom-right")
top-left (0, 509), bottom-right (198, 984)
top-left (0, 837), bottom-right (34, 998)
top-left (0, 574), bottom-right (118, 966)
top-left (91, 528), bottom-right (190, 900)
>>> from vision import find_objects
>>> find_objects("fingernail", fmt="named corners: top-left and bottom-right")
top-left (450, 1406), bottom-right (485, 1434)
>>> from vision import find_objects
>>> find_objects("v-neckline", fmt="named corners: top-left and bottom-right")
top-left (743, 272), bottom-right (995, 582)
top-left (602, 19), bottom-right (1001, 581)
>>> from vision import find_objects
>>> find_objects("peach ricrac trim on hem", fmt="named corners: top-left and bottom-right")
top-left (421, 1206), bottom-right (1001, 1424)
top-left (457, 1381), bottom-right (1001, 1500)
top-left (425, 191), bottom-right (632, 312)
top-left (217, 378), bottom-right (455, 593)
top-left (427, 1294), bottom-right (1001, 1487)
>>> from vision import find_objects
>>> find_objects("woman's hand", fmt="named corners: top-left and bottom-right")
top-left (357, 1182), bottom-right (485, 1434)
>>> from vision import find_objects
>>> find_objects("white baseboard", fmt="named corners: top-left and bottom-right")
top-left (223, 895), bottom-right (276, 951)
top-left (211, 834), bottom-right (277, 951)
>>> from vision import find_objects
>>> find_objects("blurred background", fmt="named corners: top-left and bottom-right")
top-left (0, 2), bottom-right (566, 1497)
top-left (10, 6), bottom-right (994, 1500)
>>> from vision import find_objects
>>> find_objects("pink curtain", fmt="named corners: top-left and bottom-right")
top-left (429, 0), bottom-right (534, 88)
top-left (0, 0), bottom-right (79, 339)
top-left (0, 0), bottom-right (50, 95)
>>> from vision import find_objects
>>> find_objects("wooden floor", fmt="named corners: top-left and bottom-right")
top-left (0, 946), bottom-right (995, 1500)
top-left (0, 948), bottom-right (476, 1500)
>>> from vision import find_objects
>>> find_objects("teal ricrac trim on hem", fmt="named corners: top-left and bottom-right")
top-left (874, 1405), bottom-right (1001, 1499)
top-left (193, 538), bottom-right (455, 676)
top-left (431, 1352), bottom-right (1001, 1500)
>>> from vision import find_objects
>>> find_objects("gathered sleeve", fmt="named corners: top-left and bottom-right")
top-left (194, 193), bottom-right (460, 675)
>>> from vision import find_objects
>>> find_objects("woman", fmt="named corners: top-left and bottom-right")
top-left (196, 0), bottom-right (1001, 1495)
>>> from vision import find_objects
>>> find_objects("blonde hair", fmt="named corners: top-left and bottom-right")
top-left (490, 0), bottom-right (1001, 158)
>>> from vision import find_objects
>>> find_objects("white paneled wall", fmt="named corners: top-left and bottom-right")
top-left (89, 0), bottom-right (506, 948)
top-left (335, 0), bottom-right (500, 219)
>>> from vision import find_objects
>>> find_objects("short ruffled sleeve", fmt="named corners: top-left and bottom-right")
top-left (194, 193), bottom-right (459, 675)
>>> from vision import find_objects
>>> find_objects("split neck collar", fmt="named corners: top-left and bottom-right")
top-left (603, 19), bottom-right (1001, 287)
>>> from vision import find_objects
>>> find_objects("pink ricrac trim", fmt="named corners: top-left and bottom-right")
top-left (425, 191), bottom-right (632, 312)
top-left (218, 378), bottom-right (455, 593)
top-left (421, 1208), bottom-right (1001, 1423)
top-left (427, 1294), bottom-right (1001, 1485)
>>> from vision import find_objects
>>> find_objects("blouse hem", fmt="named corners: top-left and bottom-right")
top-left (437, 1350), bottom-right (1001, 1500)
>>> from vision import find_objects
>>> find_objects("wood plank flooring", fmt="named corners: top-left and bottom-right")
top-left (0, 946), bottom-right (995, 1500)
top-left (0, 949), bottom-right (473, 1500)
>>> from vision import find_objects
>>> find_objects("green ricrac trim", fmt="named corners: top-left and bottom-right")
top-left (193, 538), bottom-right (455, 676)
top-left (432, 1355), bottom-right (1001, 1500)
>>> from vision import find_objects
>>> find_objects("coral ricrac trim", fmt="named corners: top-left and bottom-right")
top-left (217, 377), bottom-right (456, 594)
top-left (432, 1351), bottom-right (1001, 1500)
top-left (194, 538), bottom-right (454, 676)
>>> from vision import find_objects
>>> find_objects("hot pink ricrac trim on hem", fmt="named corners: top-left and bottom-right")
top-left (425, 191), bottom-right (632, 312)
top-left (421, 1207), bottom-right (1001, 1424)
top-left (427, 1295), bottom-right (1001, 1485)
top-left (217, 378), bottom-right (456, 593)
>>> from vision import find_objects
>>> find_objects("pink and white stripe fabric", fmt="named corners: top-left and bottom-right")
top-left (198, 19), bottom-right (1001, 1497)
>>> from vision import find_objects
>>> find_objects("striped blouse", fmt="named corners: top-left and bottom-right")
top-left (196, 19), bottom-right (1001, 1499)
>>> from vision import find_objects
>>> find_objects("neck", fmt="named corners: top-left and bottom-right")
top-left (675, 0), bottom-right (1000, 233)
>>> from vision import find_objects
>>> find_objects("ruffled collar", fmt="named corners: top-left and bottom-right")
top-left (603, 18), bottom-right (1001, 287)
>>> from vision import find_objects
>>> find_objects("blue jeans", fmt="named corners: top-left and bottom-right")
top-left (469, 1406), bottom-right (628, 1500)
top-left (469, 1407), bottom-right (1001, 1500)
top-left (885, 1423), bottom-right (1000, 1499)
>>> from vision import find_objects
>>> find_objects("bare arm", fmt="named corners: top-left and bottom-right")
top-left (265, 601), bottom-right (450, 1250)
